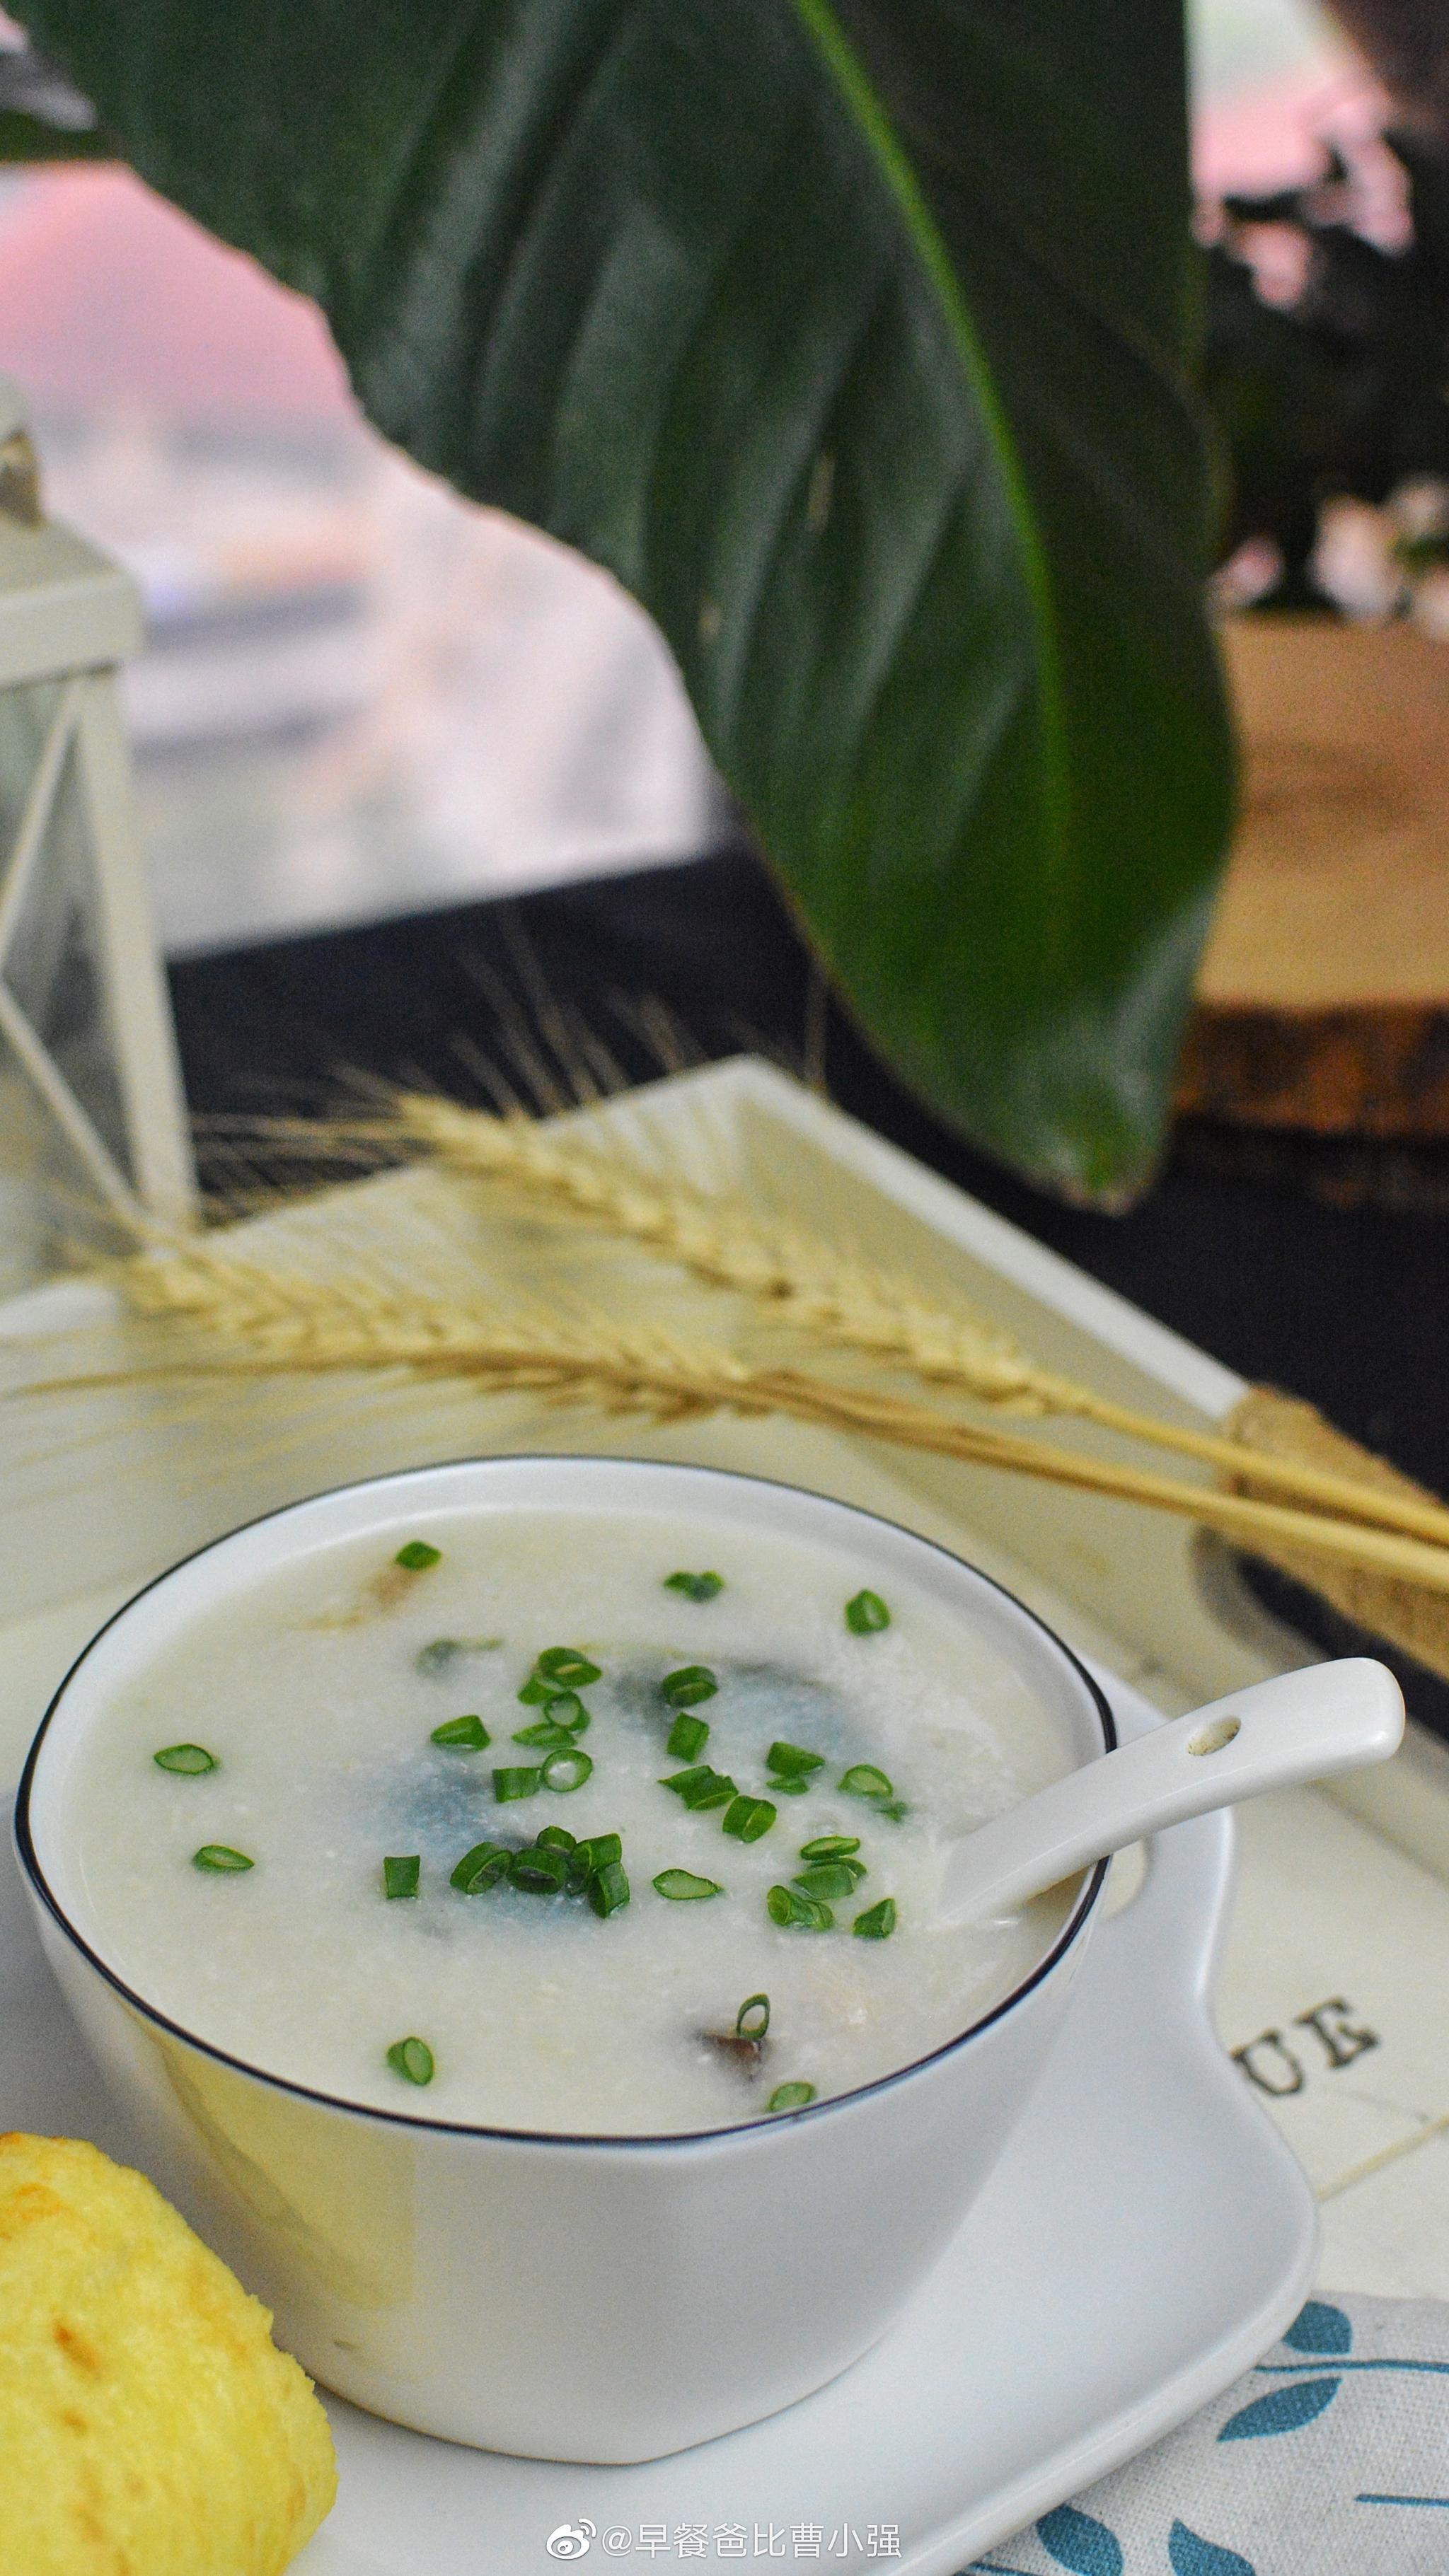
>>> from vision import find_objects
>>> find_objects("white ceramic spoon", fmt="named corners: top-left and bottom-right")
top-left (940, 1657), bottom-right (1404, 1925)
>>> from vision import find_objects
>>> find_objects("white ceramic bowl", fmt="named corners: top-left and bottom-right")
top-left (15, 1456), bottom-right (1114, 2464)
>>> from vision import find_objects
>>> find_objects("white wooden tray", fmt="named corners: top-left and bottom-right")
top-left (4, 1054), bottom-right (1449, 2300)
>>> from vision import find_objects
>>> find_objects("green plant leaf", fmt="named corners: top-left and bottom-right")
top-left (0, 105), bottom-right (110, 159)
top-left (13, 0), bottom-right (1234, 1196)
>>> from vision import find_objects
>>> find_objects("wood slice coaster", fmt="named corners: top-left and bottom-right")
top-left (1180, 615), bottom-right (1449, 1136)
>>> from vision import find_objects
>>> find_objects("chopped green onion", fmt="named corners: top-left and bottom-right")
top-left (512, 1719), bottom-right (578, 1749)
top-left (845, 1589), bottom-right (890, 1634)
top-left (652, 1868), bottom-right (724, 1901)
top-left (800, 1835), bottom-right (861, 1861)
top-left (666, 1710), bottom-right (710, 1763)
top-left (792, 1862), bottom-right (862, 1901)
top-left (736, 1993), bottom-right (770, 2038)
top-left (541, 1747), bottom-right (593, 1794)
top-left (659, 1762), bottom-right (716, 1797)
top-left (767, 1741), bottom-right (824, 1779)
top-left (664, 1571), bottom-right (724, 1601)
top-left (659, 1765), bottom-right (737, 1810)
top-left (662, 1664), bottom-right (718, 1709)
top-left (535, 1647), bottom-right (602, 1688)
top-left (192, 1845), bottom-right (253, 1874)
top-left (386, 2036), bottom-right (434, 2085)
top-left (450, 1840), bottom-right (514, 1893)
top-left (589, 1860), bottom-right (630, 1917)
top-left (535, 1825), bottom-right (577, 1851)
top-left (417, 1637), bottom-right (502, 1673)
top-left (493, 1765), bottom-right (541, 1802)
top-left (767, 1884), bottom-right (833, 1930)
top-left (766, 1775), bottom-right (811, 1797)
top-left (153, 1743), bottom-right (217, 1775)
top-left (683, 1772), bottom-right (738, 1809)
top-left (516, 1683), bottom-right (591, 1724)
top-left (722, 1794), bottom-right (777, 1843)
top-left (572, 1832), bottom-right (622, 1876)
top-left (509, 1845), bottom-right (571, 1893)
top-left (839, 1763), bottom-right (894, 1801)
top-left (431, 1713), bottom-right (489, 1750)
top-left (796, 1851), bottom-right (866, 1886)
top-left (767, 2080), bottom-right (816, 2113)
top-left (382, 1854), bottom-right (421, 1899)
top-left (394, 1541), bottom-right (441, 1572)
top-left (878, 1798), bottom-right (908, 1822)
top-left (853, 1897), bottom-right (897, 1938)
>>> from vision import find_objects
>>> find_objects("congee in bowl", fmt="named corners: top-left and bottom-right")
top-left (47, 1499), bottom-right (1080, 2136)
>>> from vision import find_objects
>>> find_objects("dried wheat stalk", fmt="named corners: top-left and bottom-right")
top-left (383, 1094), bottom-right (1449, 1555)
top-left (18, 1241), bottom-right (1449, 1599)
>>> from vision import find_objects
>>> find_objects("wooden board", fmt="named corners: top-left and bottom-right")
top-left (1181, 615), bottom-right (1449, 1135)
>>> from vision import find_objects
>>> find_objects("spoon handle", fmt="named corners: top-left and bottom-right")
top-left (940, 1657), bottom-right (1404, 1926)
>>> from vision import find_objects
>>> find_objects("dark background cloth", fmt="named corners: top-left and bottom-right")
top-left (168, 845), bottom-right (1449, 1739)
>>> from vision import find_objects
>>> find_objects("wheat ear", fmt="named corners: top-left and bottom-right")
top-left (16, 1243), bottom-right (1449, 1599)
top-left (388, 1094), bottom-right (1449, 1555)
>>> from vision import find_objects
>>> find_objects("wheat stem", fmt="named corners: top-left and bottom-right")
top-left (16, 1243), bottom-right (1449, 1599)
top-left (388, 1095), bottom-right (1449, 1553)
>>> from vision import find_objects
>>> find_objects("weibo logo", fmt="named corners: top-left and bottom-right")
top-left (546, 2524), bottom-right (596, 2559)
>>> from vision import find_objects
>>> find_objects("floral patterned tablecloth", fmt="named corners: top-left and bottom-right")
top-left (972, 2296), bottom-right (1449, 2575)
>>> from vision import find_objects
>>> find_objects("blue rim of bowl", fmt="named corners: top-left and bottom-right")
top-left (14, 1454), bottom-right (1116, 2151)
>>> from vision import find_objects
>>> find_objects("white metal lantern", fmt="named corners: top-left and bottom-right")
top-left (0, 377), bottom-right (194, 1277)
